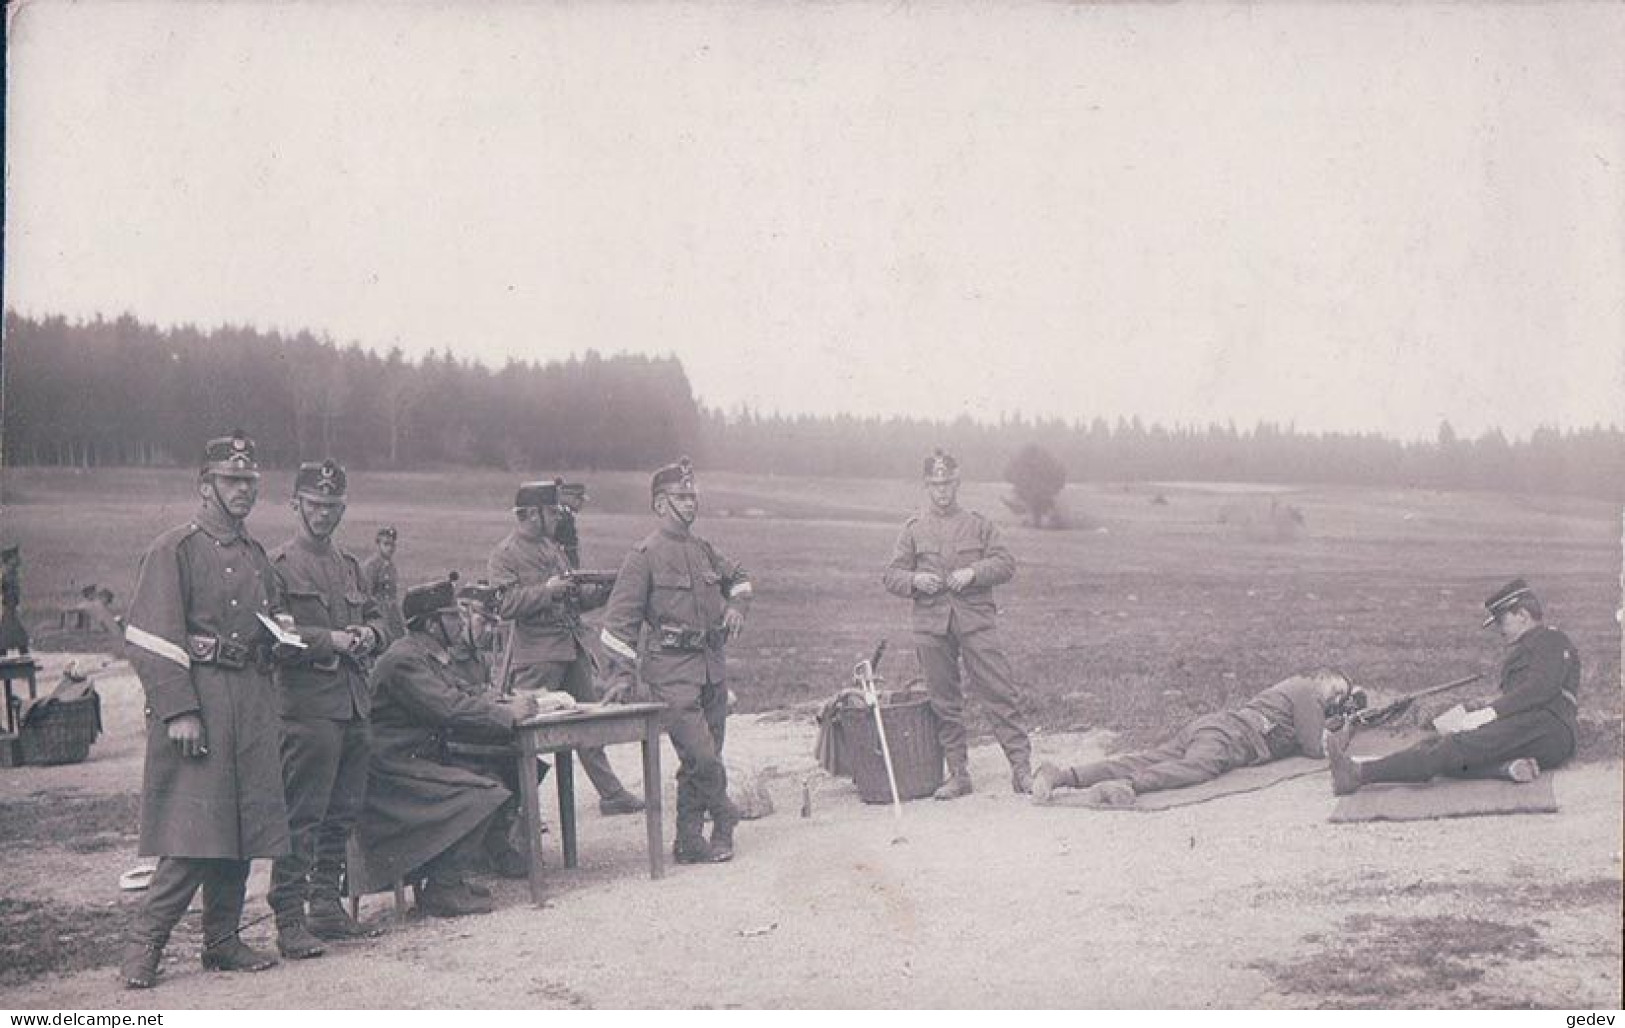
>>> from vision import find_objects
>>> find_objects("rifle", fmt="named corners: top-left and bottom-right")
top-left (1333, 673), bottom-right (1485, 732)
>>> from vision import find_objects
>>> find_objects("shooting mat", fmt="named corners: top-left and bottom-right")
top-left (1328, 773), bottom-right (1559, 822)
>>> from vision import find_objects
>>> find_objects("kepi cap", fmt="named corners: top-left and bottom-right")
top-left (1482, 578), bottom-right (1536, 628)
top-left (922, 448), bottom-right (960, 483)
top-left (651, 457), bottom-right (697, 501)
top-left (403, 577), bottom-right (461, 625)
top-left (293, 459), bottom-right (348, 500)
top-left (376, 525), bottom-right (398, 541)
top-left (514, 481), bottom-right (560, 510)
top-left (202, 431), bottom-right (260, 479)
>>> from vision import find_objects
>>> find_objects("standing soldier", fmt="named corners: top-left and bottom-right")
top-left (118, 432), bottom-right (329, 989)
top-left (487, 481), bottom-right (645, 815)
top-left (267, 460), bottom-right (391, 958)
top-left (600, 458), bottom-right (752, 863)
top-left (554, 479), bottom-right (589, 569)
top-left (0, 544), bottom-right (28, 656)
top-left (361, 526), bottom-right (406, 641)
top-left (884, 449), bottom-right (1034, 798)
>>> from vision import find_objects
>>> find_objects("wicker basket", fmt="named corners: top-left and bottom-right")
top-left (19, 691), bottom-right (102, 766)
top-left (837, 691), bottom-right (944, 804)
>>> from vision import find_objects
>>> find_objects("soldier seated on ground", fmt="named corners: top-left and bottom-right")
top-left (351, 578), bottom-right (540, 917)
top-left (1031, 669), bottom-right (1356, 806)
top-left (1327, 578), bottom-right (1580, 795)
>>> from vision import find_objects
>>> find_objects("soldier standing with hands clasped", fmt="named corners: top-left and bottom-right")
top-left (118, 433), bottom-right (334, 989)
top-left (599, 458), bottom-right (752, 863)
top-left (884, 449), bottom-right (1034, 798)
top-left (267, 460), bottom-right (392, 957)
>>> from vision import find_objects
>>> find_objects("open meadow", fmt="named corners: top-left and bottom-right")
top-left (3, 466), bottom-right (1620, 745)
top-left (1, 468), bottom-right (1621, 1007)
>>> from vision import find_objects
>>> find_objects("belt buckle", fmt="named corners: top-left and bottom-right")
top-left (187, 634), bottom-right (220, 664)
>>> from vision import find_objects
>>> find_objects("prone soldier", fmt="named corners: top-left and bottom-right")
top-left (884, 449), bottom-right (1034, 798)
top-left (118, 432), bottom-right (335, 989)
top-left (267, 460), bottom-right (391, 956)
top-left (600, 458), bottom-right (752, 863)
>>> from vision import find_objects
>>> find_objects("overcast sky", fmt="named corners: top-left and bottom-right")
top-left (6, 1), bottom-right (1623, 441)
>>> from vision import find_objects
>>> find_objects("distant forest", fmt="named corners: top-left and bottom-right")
top-left (2, 312), bottom-right (1620, 498)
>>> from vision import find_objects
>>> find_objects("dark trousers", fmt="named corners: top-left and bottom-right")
top-left (652, 678), bottom-right (736, 838)
top-left (915, 626), bottom-right (1031, 772)
top-left (269, 716), bottom-right (370, 920)
top-left (129, 856), bottom-right (251, 953)
top-left (511, 654), bottom-right (629, 800)
top-left (1361, 708), bottom-right (1576, 785)
top-left (1067, 724), bottom-right (1253, 794)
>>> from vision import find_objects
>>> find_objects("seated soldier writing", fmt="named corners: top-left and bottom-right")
top-left (1327, 578), bottom-right (1579, 794)
top-left (1031, 669), bottom-right (1355, 806)
top-left (352, 578), bottom-right (539, 917)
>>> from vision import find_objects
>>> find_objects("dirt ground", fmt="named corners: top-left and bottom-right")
top-left (3, 652), bottom-right (1621, 1010)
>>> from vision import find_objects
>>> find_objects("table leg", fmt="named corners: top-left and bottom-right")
top-left (643, 716), bottom-right (664, 879)
top-left (557, 749), bottom-right (577, 869)
top-left (517, 730), bottom-right (545, 906)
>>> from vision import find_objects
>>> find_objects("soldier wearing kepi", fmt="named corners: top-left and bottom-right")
top-left (600, 458), bottom-right (752, 863)
top-left (488, 480), bottom-right (645, 815)
top-left (361, 526), bottom-right (406, 641)
top-left (118, 432), bottom-right (334, 989)
top-left (1328, 578), bottom-right (1581, 794)
top-left (884, 449), bottom-right (1034, 798)
top-left (267, 460), bottom-right (392, 957)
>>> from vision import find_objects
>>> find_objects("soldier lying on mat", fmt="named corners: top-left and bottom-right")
top-left (1032, 670), bottom-right (1356, 806)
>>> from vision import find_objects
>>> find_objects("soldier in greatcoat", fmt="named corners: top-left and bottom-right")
top-left (884, 449), bottom-right (1034, 798)
top-left (600, 458), bottom-right (752, 863)
top-left (266, 460), bottom-right (392, 956)
top-left (118, 432), bottom-right (338, 989)
top-left (352, 579), bottom-right (537, 917)
top-left (487, 480), bottom-right (644, 815)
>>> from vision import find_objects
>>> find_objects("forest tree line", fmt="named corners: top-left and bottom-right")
top-left (2, 312), bottom-right (1620, 498)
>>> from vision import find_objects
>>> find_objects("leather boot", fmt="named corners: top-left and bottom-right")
top-left (201, 938), bottom-right (279, 973)
top-left (933, 769), bottom-right (973, 800)
top-left (419, 879), bottom-right (495, 918)
top-left (307, 897), bottom-right (381, 940)
top-left (673, 833), bottom-right (727, 865)
top-left (275, 921), bottom-right (327, 960)
top-left (709, 815), bottom-right (737, 863)
top-left (1011, 760), bottom-right (1034, 795)
top-left (119, 942), bottom-right (164, 990)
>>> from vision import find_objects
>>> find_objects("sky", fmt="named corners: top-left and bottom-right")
top-left (5, 1), bottom-right (1623, 441)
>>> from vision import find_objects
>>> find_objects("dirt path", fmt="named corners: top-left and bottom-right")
top-left (5, 654), bottom-right (1621, 1009)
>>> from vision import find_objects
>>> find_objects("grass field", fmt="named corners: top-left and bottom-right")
top-left (3, 466), bottom-right (1620, 750)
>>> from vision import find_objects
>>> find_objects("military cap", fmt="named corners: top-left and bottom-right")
top-left (293, 459), bottom-right (348, 500)
top-left (1, 545), bottom-right (18, 561)
top-left (922, 448), bottom-right (960, 483)
top-left (202, 430), bottom-right (260, 478)
top-left (651, 457), bottom-right (697, 501)
top-left (1482, 578), bottom-right (1537, 628)
top-left (376, 525), bottom-right (398, 541)
top-left (513, 481), bottom-right (560, 511)
top-left (403, 577), bottom-right (460, 625)
top-left (556, 478), bottom-right (589, 511)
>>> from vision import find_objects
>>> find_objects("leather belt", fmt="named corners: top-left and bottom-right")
top-left (186, 634), bottom-right (267, 671)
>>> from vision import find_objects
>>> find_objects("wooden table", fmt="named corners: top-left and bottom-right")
top-left (513, 701), bottom-right (665, 905)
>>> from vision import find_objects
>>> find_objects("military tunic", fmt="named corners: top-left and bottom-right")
top-left (0, 562), bottom-right (28, 653)
top-left (487, 529), bottom-right (629, 800)
top-left (268, 534), bottom-right (391, 917)
top-left (600, 523), bottom-right (751, 835)
top-left (352, 632), bottom-right (516, 893)
top-left (883, 504), bottom-right (1031, 772)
